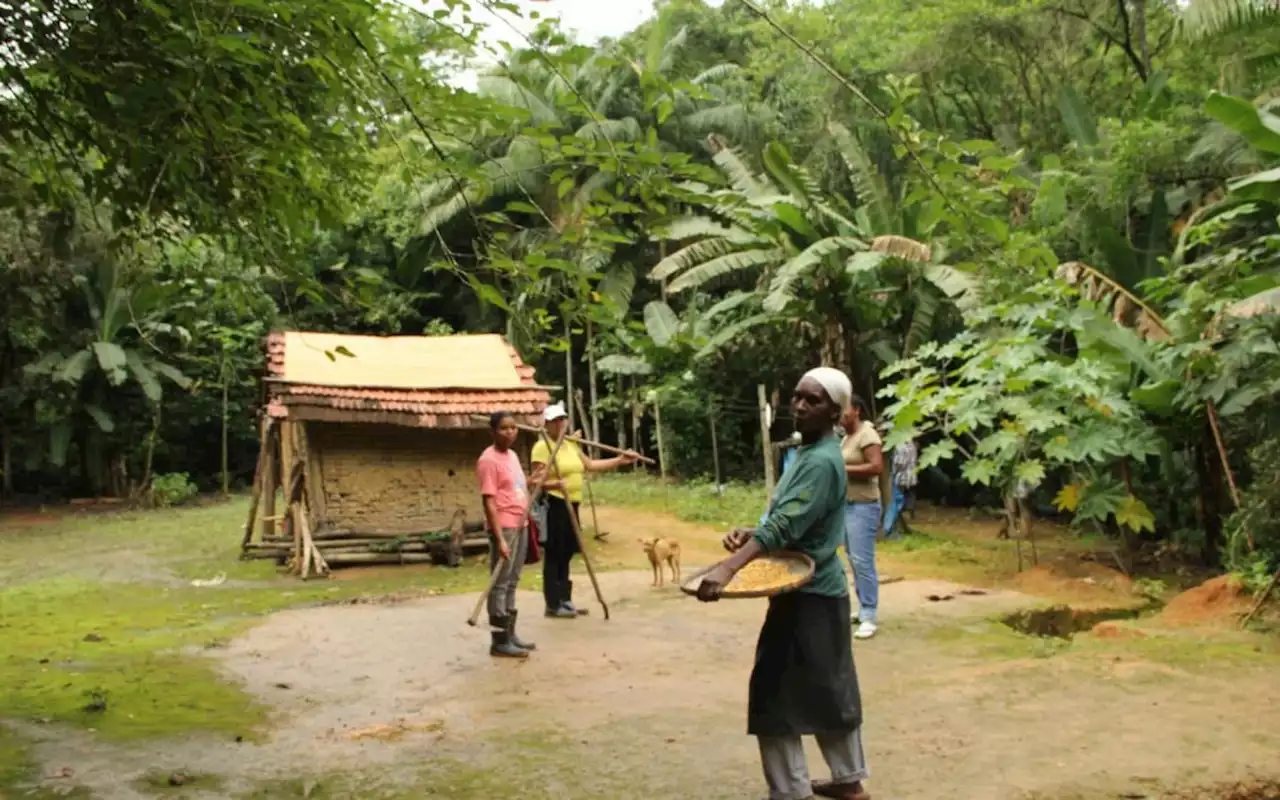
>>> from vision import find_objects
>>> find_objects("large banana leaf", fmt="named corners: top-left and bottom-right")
top-left (1058, 85), bottom-right (1100, 149)
top-left (644, 300), bottom-right (681, 347)
top-left (1227, 166), bottom-right (1280, 203)
top-left (710, 145), bottom-right (770, 198)
top-left (827, 122), bottom-right (895, 235)
top-left (668, 247), bottom-right (786, 294)
top-left (651, 237), bottom-right (741, 282)
top-left (696, 313), bottom-right (775, 359)
top-left (1183, 0), bottom-right (1280, 39)
top-left (597, 354), bottom-right (653, 375)
top-left (764, 236), bottom-right (865, 312)
top-left (923, 265), bottom-right (979, 310)
top-left (1205, 92), bottom-right (1280, 155)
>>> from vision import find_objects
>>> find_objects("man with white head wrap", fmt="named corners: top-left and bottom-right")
top-left (696, 367), bottom-right (871, 800)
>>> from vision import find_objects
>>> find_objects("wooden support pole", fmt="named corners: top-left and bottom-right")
top-left (654, 393), bottom-right (669, 509)
top-left (260, 428), bottom-right (277, 541)
top-left (758, 384), bottom-right (776, 498)
top-left (709, 400), bottom-right (722, 490)
top-left (241, 417), bottom-right (275, 551)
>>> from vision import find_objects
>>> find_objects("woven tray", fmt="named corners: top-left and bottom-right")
top-left (679, 552), bottom-right (815, 599)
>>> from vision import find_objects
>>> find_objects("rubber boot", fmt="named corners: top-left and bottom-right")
top-left (545, 583), bottom-right (576, 622)
top-left (562, 579), bottom-right (589, 616)
top-left (508, 610), bottom-right (536, 651)
top-left (489, 615), bottom-right (528, 659)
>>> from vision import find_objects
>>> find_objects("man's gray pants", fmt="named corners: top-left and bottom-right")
top-left (758, 728), bottom-right (869, 800)
top-left (487, 526), bottom-right (527, 622)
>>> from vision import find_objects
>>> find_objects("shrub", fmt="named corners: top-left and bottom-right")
top-left (151, 473), bottom-right (199, 508)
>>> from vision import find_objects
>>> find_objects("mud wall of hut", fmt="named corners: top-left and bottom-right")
top-left (308, 422), bottom-right (532, 535)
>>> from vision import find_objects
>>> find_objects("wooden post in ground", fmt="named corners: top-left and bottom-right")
top-left (709, 400), bottom-right (722, 490)
top-left (260, 425), bottom-right (277, 541)
top-left (241, 417), bottom-right (276, 552)
top-left (758, 384), bottom-right (776, 498)
top-left (630, 378), bottom-right (642, 473)
top-left (654, 392), bottom-right (669, 509)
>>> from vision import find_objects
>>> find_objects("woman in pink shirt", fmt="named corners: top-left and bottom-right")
top-left (477, 412), bottom-right (536, 658)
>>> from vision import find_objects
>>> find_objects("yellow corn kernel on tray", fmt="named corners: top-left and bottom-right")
top-left (680, 552), bottom-right (815, 599)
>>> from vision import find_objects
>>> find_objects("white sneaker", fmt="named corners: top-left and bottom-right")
top-left (854, 621), bottom-right (878, 640)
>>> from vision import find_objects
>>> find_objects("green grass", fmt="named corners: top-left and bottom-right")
top-left (0, 498), bottom-right (495, 793)
top-left (590, 474), bottom-right (767, 529)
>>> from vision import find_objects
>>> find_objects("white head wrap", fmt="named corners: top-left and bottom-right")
top-left (801, 366), bottom-right (853, 411)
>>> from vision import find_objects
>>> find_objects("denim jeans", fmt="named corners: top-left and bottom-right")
top-left (881, 484), bottom-right (907, 539)
top-left (844, 501), bottom-right (881, 623)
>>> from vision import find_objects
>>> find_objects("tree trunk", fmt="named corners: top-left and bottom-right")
top-left (220, 363), bottom-right (230, 495)
top-left (1132, 0), bottom-right (1150, 77)
top-left (138, 405), bottom-right (162, 500)
top-left (1, 423), bottom-right (12, 497)
top-left (616, 375), bottom-right (627, 451)
top-left (820, 316), bottom-right (846, 370)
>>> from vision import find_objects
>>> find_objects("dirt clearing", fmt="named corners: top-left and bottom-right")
top-left (9, 504), bottom-right (1280, 799)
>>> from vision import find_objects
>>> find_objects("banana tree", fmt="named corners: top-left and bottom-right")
top-left (25, 260), bottom-right (190, 495)
top-left (650, 137), bottom-right (973, 376)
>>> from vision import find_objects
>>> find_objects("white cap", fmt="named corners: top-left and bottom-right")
top-left (543, 402), bottom-right (568, 422)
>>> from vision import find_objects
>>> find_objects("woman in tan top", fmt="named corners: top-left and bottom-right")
top-left (841, 396), bottom-right (884, 640)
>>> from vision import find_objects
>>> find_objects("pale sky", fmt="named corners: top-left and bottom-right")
top-left (425, 0), bottom-right (724, 90)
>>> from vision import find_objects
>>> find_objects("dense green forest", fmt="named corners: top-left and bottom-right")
top-left (2, 0), bottom-right (1279, 580)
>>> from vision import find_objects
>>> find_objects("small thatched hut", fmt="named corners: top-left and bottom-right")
top-left (240, 331), bottom-right (551, 577)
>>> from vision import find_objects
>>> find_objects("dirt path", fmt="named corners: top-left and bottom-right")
top-left (15, 507), bottom-right (1280, 799)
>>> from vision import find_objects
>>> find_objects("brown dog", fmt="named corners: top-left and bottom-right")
top-left (639, 537), bottom-right (681, 588)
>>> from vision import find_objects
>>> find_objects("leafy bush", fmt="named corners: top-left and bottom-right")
top-left (151, 473), bottom-right (199, 508)
top-left (1224, 441), bottom-right (1280, 592)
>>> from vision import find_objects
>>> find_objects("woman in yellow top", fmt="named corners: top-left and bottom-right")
top-left (531, 402), bottom-right (639, 618)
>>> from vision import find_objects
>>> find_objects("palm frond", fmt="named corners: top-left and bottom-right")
top-left (871, 234), bottom-right (932, 262)
top-left (1182, 0), bottom-right (1280, 39)
top-left (814, 202), bottom-right (864, 236)
top-left (762, 141), bottom-right (824, 210)
top-left (682, 104), bottom-right (754, 141)
top-left (923, 265), bottom-right (979, 311)
top-left (707, 138), bottom-right (771, 198)
top-left (668, 247), bottom-right (785, 294)
top-left (657, 26), bottom-right (690, 75)
top-left (597, 264), bottom-right (635, 318)
top-left (575, 117), bottom-right (644, 143)
top-left (693, 63), bottom-right (742, 85)
top-left (476, 76), bottom-right (562, 127)
top-left (652, 215), bottom-right (760, 244)
top-left (650, 237), bottom-right (742, 281)
top-left (1056, 261), bottom-right (1171, 341)
top-left (764, 236), bottom-right (865, 312)
top-left (828, 122), bottom-right (896, 235)
top-left (696, 313), bottom-right (776, 359)
top-left (904, 285), bottom-right (942, 356)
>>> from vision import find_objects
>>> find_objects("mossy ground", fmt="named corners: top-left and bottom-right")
top-left (3, 486), bottom-right (1276, 798)
top-left (0, 499), bottom-right (491, 794)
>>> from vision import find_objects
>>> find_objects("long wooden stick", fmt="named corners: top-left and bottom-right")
top-left (468, 415), bottom-right (655, 465)
top-left (466, 432), bottom-right (568, 627)
top-left (539, 429), bottom-right (610, 621)
top-left (572, 396), bottom-right (608, 541)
